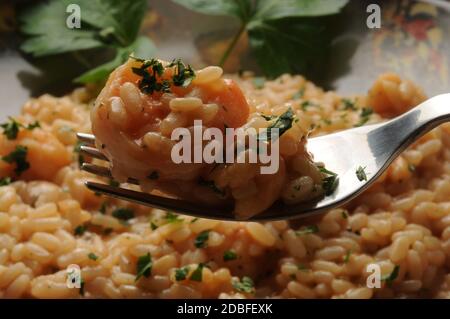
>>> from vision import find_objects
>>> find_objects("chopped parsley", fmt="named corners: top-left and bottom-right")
top-left (408, 164), bottom-right (416, 172)
top-left (189, 263), bottom-right (205, 282)
top-left (355, 107), bottom-right (373, 127)
top-left (147, 171), bottom-right (159, 180)
top-left (198, 178), bottom-right (225, 197)
top-left (343, 250), bottom-right (352, 263)
top-left (252, 77), bottom-right (265, 89)
top-left (74, 225), bottom-right (87, 236)
top-left (301, 101), bottom-right (316, 111)
top-left (0, 118), bottom-right (40, 140)
top-left (2, 145), bottom-right (30, 175)
top-left (341, 210), bottom-right (349, 219)
top-left (111, 208), bottom-right (135, 221)
top-left (381, 265), bottom-right (400, 287)
top-left (295, 225), bottom-right (319, 236)
top-left (109, 179), bottom-right (120, 187)
top-left (165, 212), bottom-right (184, 223)
top-left (355, 166), bottom-right (368, 182)
top-left (292, 88), bottom-right (305, 99)
top-left (194, 230), bottom-right (210, 248)
top-left (168, 58), bottom-right (196, 87)
top-left (232, 276), bottom-right (255, 294)
top-left (0, 177), bottom-right (12, 186)
top-left (1, 117), bottom-right (21, 140)
top-left (297, 264), bottom-right (310, 272)
top-left (135, 253), bottom-right (152, 281)
top-left (150, 221), bottom-right (158, 230)
top-left (258, 108), bottom-right (294, 142)
top-left (223, 250), bottom-right (238, 261)
top-left (88, 253), bottom-right (98, 261)
top-left (342, 98), bottom-right (356, 110)
top-left (319, 167), bottom-right (339, 196)
top-left (174, 267), bottom-right (189, 281)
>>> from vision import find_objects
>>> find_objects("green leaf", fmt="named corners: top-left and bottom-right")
top-left (175, 267), bottom-right (189, 281)
top-left (189, 263), bottom-right (205, 282)
top-left (258, 108), bottom-right (294, 141)
top-left (2, 145), bottom-right (30, 176)
top-left (254, 0), bottom-right (349, 20)
top-left (111, 208), bottom-right (135, 221)
top-left (223, 250), bottom-right (238, 261)
top-left (172, 0), bottom-right (253, 21)
top-left (0, 177), bottom-right (12, 186)
top-left (194, 230), bottom-right (210, 248)
top-left (232, 276), bottom-right (255, 294)
top-left (75, 36), bottom-right (156, 83)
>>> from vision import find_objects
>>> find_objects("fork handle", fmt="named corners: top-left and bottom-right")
top-left (372, 93), bottom-right (450, 159)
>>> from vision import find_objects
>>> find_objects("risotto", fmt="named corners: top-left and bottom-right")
top-left (0, 70), bottom-right (449, 299)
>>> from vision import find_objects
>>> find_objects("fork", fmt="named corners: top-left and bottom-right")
top-left (77, 94), bottom-right (450, 221)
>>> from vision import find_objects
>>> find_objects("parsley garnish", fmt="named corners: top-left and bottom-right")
top-left (232, 276), bottom-right (255, 294)
top-left (74, 225), bottom-right (87, 236)
top-left (168, 58), bottom-right (196, 87)
top-left (341, 210), bottom-right (349, 219)
top-left (109, 179), bottom-right (120, 187)
top-left (88, 253), bottom-right (98, 261)
top-left (381, 265), bottom-right (400, 287)
top-left (223, 250), bottom-right (238, 261)
top-left (132, 58), bottom-right (171, 94)
top-left (165, 212), bottom-right (184, 223)
top-left (319, 167), bottom-right (339, 196)
top-left (408, 164), bottom-right (416, 172)
top-left (355, 107), bottom-right (373, 127)
top-left (1, 117), bottom-right (21, 140)
top-left (150, 221), bottom-right (158, 230)
top-left (189, 263), bottom-right (205, 282)
top-left (297, 264), bottom-right (310, 272)
top-left (175, 267), bottom-right (189, 281)
top-left (295, 225), bottom-right (319, 236)
top-left (342, 98), bottom-right (356, 110)
top-left (2, 145), bottom-right (30, 175)
top-left (343, 250), bottom-right (352, 263)
top-left (99, 202), bottom-right (107, 214)
top-left (112, 208), bottom-right (135, 221)
top-left (194, 230), bottom-right (210, 248)
top-left (252, 77), bottom-right (265, 89)
top-left (292, 88), bottom-right (305, 99)
top-left (258, 108), bottom-right (294, 142)
top-left (135, 253), bottom-right (152, 281)
top-left (0, 177), bottom-right (12, 186)
top-left (355, 166), bottom-right (368, 182)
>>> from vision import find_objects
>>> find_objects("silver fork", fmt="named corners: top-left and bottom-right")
top-left (77, 94), bottom-right (450, 221)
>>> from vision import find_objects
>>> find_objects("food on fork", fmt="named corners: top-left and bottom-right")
top-left (91, 57), bottom-right (335, 219)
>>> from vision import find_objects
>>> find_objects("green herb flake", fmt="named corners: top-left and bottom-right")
top-left (112, 208), bottom-right (135, 221)
top-left (194, 230), bottom-right (210, 248)
top-left (355, 107), bottom-right (373, 127)
top-left (1, 117), bottom-right (22, 140)
top-left (319, 167), bottom-right (339, 196)
top-left (109, 179), bottom-right (120, 187)
top-left (292, 88), bottom-right (305, 99)
top-left (135, 253), bottom-right (152, 281)
top-left (99, 202), bottom-right (107, 214)
top-left (74, 225), bottom-right (87, 236)
top-left (343, 250), bottom-right (352, 264)
top-left (232, 276), bottom-right (255, 294)
top-left (295, 225), bottom-right (319, 236)
top-left (342, 98), bottom-right (356, 110)
top-left (301, 101), bottom-right (316, 111)
top-left (165, 212), bottom-right (184, 223)
top-left (88, 252), bottom-right (98, 261)
top-left (2, 145), bottom-right (30, 175)
top-left (258, 108), bottom-right (294, 142)
top-left (341, 210), bottom-right (349, 219)
top-left (297, 264), bottom-right (310, 272)
top-left (252, 77), bottom-right (265, 89)
top-left (168, 58), bottom-right (196, 87)
top-left (174, 267), bottom-right (189, 281)
top-left (26, 121), bottom-right (41, 130)
top-left (0, 177), bottom-right (12, 186)
top-left (223, 250), bottom-right (238, 261)
top-left (355, 166), bottom-right (368, 182)
top-left (408, 164), bottom-right (416, 173)
top-left (381, 265), bottom-right (400, 287)
top-left (150, 221), bottom-right (158, 230)
top-left (189, 263), bottom-right (205, 282)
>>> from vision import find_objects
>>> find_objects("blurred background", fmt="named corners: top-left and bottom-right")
top-left (0, 0), bottom-right (449, 120)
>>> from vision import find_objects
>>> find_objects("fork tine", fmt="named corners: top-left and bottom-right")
top-left (85, 181), bottom-right (234, 219)
top-left (81, 163), bottom-right (140, 185)
top-left (80, 145), bottom-right (109, 161)
top-left (76, 132), bottom-right (96, 145)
